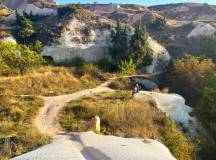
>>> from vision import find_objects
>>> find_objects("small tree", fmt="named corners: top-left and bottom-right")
top-left (16, 11), bottom-right (35, 39)
top-left (0, 41), bottom-right (44, 75)
top-left (166, 54), bottom-right (215, 105)
top-left (129, 21), bottom-right (153, 66)
top-left (30, 40), bottom-right (42, 53)
top-left (57, 4), bottom-right (82, 17)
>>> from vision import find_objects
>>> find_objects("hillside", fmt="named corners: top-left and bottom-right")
top-left (2, 0), bottom-right (55, 9)
top-left (150, 3), bottom-right (216, 21)
top-left (1, 1), bottom-right (216, 160)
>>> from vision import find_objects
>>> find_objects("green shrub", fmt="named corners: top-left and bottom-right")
top-left (66, 57), bottom-right (86, 67)
top-left (97, 58), bottom-right (114, 72)
top-left (200, 33), bottom-right (216, 62)
top-left (118, 58), bottom-right (136, 75)
top-left (165, 54), bottom-right (215, 105)
top-left (57, 4), bottom-right (82, 17)
top-left (195, 75), bottom-right (216, 160)
top-left (0, 40), bottom-right (44, 75)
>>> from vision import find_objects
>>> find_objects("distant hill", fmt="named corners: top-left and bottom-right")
top-left (2, 0), bottom-right (55, 9)
top-left (150, 3), bottom-right (216, 21)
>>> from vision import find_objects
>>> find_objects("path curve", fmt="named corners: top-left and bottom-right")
top-left (34, 81), bottom-right (114, 137)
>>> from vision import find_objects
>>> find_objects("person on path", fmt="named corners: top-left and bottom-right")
top-left (133, 84), bottom-right (140, 95)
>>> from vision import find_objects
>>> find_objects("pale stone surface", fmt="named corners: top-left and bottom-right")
top-left (146, 37), bottom-right (170, 74)
top-left (187, 22), bottom-right (216, 38)
top-left (11, 132), bottom-right (176, 160)
top-left (42, 18), bottom-right (170, 74)
top-left (135, 91), bottom-right (198, 137)
top-left (11, 137), bottom-right (86, 160)
top-left (17, 4), bottom-right (57, 16)
top-left (1, 36), bottom-right (17, 44)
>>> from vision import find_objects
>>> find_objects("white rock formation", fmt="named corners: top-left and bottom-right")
top-left (42, 18), bottom-right (170, 74)
top-left (146, 37), bottom-right (170, 75)
top-left (17, 4), bottom-right (57, 16)
top-left (42, 18), bottom-right (111, 63)
top-left (12, 131), bottom-right (176, 160)
top-left (135, 91), bottom-right (197, 137)
top-left (187, 22), bottom-right (216, 38)
top-left (0, 36), bottom-right (17, 44)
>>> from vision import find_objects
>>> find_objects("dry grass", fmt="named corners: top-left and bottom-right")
top-left (0, 65), bottom-right (107, 96)
top-left (0, 90), bottom-right (50, 160)
top-left (59, 91), bottom-right (194, 160)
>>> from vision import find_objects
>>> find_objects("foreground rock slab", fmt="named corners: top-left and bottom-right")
top-left (11, 131), bottom-right (176, 160)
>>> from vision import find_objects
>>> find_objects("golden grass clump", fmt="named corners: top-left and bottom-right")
top-left (0, 65), bottom-right (106, 96)
top-left (0, 93), bottom-right (50, 160)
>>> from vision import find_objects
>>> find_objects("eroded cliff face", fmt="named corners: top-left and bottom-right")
top-left (42, 17), bottom-right (170, 74)
top-left (42, 18), bottom-right (111, 63)
top-left (2, 0), bottom-right (55, 9)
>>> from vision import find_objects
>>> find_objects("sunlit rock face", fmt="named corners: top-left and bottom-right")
top-left (0, 36), bottom-right (17, 44)
top-left (42, 18), bottom-right (111, 63)
top-left (135, 91), bottom-right (198, 137)
top-left (146, 37), bottom-right (170, 75)
top-left (2, 0), bottom-right (55, 10)
top-left (42, 18), bottom-right (170, 74)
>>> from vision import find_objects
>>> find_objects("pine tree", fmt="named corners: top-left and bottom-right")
top-left (109, 20), bottom-right (129, 64)
top-left (129, 21), bottom-right (153, 66)
top-left (16, 11), bottom-right (35, 38)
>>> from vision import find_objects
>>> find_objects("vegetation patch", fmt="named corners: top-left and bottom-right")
top-left (59, 91), bottom-right (194, 160)
top-left (0, 91), bottom-right (50, 160)
top-left (0, 65), bottom-right (107, 96)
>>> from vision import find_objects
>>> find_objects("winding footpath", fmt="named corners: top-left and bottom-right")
top-left (11, 79), bottom-right (176, 160)
top-left (12, 81), bottom-right (115, 160)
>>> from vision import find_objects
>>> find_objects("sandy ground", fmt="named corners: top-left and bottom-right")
top-left (11, 80), bottom-right (176, 160)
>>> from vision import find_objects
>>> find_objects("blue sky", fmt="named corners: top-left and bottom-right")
top-left (57, 0), bottom-right (216, 6)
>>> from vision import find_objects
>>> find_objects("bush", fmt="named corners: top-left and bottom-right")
top-left (0, 66), bottom-right (106, 96)
top-left (200, 33), bottom-right (216, 62)
top-left (165, 54), bottom-right (215, 105)
top-left (57, 4), bottom-right (82, 17)
top-left (195, 75), bottom-right (216, 160)
top-left (16, 11), bottom-right (35, 39)
top-left (66, 57), bottom-right (86, 67)
top-left (118, 58), bottom-right (136, 75)
top-left (0, 8), bottom-right (9, 17)
top-left (0, 40), bottom-right (44, 75)
top-left (97, 58), bottom-right (114, 72)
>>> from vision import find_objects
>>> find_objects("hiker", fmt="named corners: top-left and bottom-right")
top-left (132, 84), bottom-right (140, 95)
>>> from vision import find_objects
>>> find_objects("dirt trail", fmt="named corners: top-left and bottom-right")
top-left (34, 81), bottom-right (114, 137)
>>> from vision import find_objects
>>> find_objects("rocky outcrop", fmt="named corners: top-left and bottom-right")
top-left (17, 4), bottom-right (57, 16)
top-left (42, 18), bottom-right (111, 63)
top-left (187, 22), bottom-right (216, 38)
top-left (2, 0), bottom-right (55, 10)
top-left (0, 36), bottom-right (17, 44)
top-left (12, 131), bottom-right (176, 160)
top-left (42, 18), bottom-right (170, 74)
top-left (150, 3), bottom-right (216, 21)
top-left (136, 91), bottom-right (198, 137)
